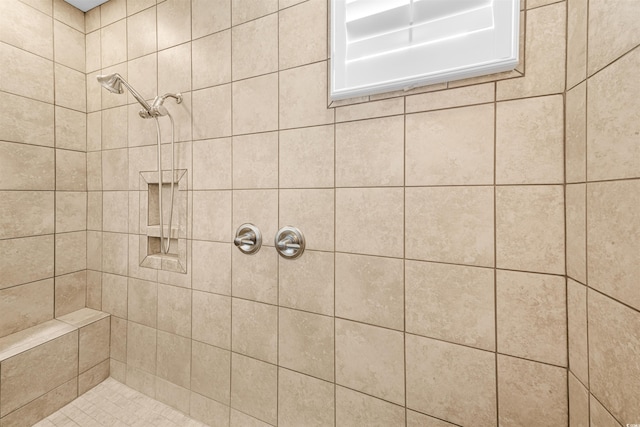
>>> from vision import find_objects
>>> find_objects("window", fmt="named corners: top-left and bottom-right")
top-left (330, 0), bottom-right (520, 100)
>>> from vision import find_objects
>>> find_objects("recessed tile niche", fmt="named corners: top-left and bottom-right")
top-left (139, 170), bottom-right (188, 273)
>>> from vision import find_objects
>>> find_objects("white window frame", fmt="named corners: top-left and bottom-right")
top-left (330, 0), bottom-right (520, 101)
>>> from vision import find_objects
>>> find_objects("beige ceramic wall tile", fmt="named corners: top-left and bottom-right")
top-left (232, 0), bottom-right (277, 25)
top-left (56, 192), bottom-right (86, 233)
top-left (0, 235), bottom-right (54, 289)
top-left (55, 231), bottom-right (86, 276)
top-left (335, 97), bottom-right (403, 123)
top-left (192, 240), bottom-right (231, 295)
top-left (0, 0), bottom-right (52, 59)
top-left (192, 0), bottom-right (231, 39)
top-left (497, 3), bottom-right (566, 99)
top-left (156, 330), bottom-right (192, 389)
top-left (158, 42), bottom-right (192, 94)
top-left (87, 112), bottom-right (101, 152)
top-left (100, 0), bottom-right (125, 25)
top-left (101, 149), bottom-right (129, 191)
top-left (87, 152), bottom-right (102, 191)
top-left (193, 85), bottom-right (232, 139)
top-left (568, 280), bottom-right (588, 385)
top-left (157, 284), bottom-right (192, 338)
top-left (0, 191), bottom-right (54, 240)
top-left (279, 125), bottom-right (334, 189)
top-left (0, 142), bottom-right (54, 190)
top-left (102, 232), bottom-right (128, 275)
top-left (0, 279), bottom-right (53, 338)
top-left (278, 0), bottom-right (327, 69)
top-left (190, 392), bottom-right (231, 427)
top-left (230, 409), bottom-right (273, 427)
top-left (126, 321), bottom-right (156, 373)
top-left (86, 31), bottom-right (101, 74)
top-left (566, 82), bottom-right (587, 183)
top-left (588, 0), bottom-right (640, 75)
top-left (587, 180), bottom-right (640, 310)
top-left (102, 191), bottom-right (128, 233)
top-left (588, 290), bottom-right (640, 424)
top-left (0, 93), bottom-right (54, 147)
top-left (335, 319), bottom-right (404, 405)
top-left (127, 7), bottom-right (156, 60)
top-left (54, 271), bottom-right (87, 317)
top-left (232, 247), bottom-right (278, 304)
top-left (192, 190), bottom-right (232, 242)
top-left (78, 317), bottom-right (110, 373)
top-left (101, 20), bottom-right (127, 68)
top-left (193, 138), bottom-right (232, 190)
top-left (54, 21), bottom-right (85, 73)
top-left (405, 186), bottom-right (494, 266)
top-left (279, 250), bottom-right (334, 316)
top-left (406, 261), bottom-right (494, 351)
top-left (87, 193), bottom-right (102, 231)
top-left (192, 291), bottom-right (231, 349)
top-left (0, 378), bottom-right (77, 427)
top-left (335, 386), bottom-right (405, 427)
top-left (279, 61), bottom-right (334, 129)
top-left (279, 189), bottom-right (334, 252)
top-left (279, 308), bottom-right (334, 381)
top-left (0, 43), bottom-right (53, 104)
top-left (191, 340), bottom-right (231, 404)
top-left (125, 364), bottom-right (156, 396)
top-left (497, 270), bottom-right (567, 366)
top-left (85, 3), bottom-right (100, 30)
top-left (233, 189), bottom-right (278, 248)
top-left (232, 73), bottom-right (279, 135)
top-left (406, 104), bottom-right (494, 186)
top-left (496, 95), bottom-right (564, 184)
top-left (407, 410), bottom-right (458, 427)
top-left (566, 184), bottom-right (586, 283)
top-left (335, 253), bottom-right (403, 331)
top-left (336, 188), bottom-right (403, 258)
top-left (0, 331), bottom-right (78, 417)
top-left (336, 116), bottom-right (404, 187)
top-left (587, 48), bottom-right (640, 181)
top-left (231, 353), bottom-right (278, 425)
top-left (55, 107), bottom-right (86, 151)
top-left (157, 0), bottom-right (191, 50)
top-left (406, 83), bottom-right (494, 113)
top-left (56, 149), bottom-right (86, 191)
top-left (233, 132), bottom-right (278, 189)
top-left (192, 30), bottom-right (231, 90)
top-left (406, 334), bottom-right (496, 426)
top-left (86, 270), bottom-right (102, 310)
top-left (54, 66), bottom-right (86, 111)
top-left (127, 278), bottom-right (157, 328)
top-left (496, 185), bottom-right (565, 274)
top-left (278, 368), bottom-right (334, 427)
top-left (86, 231), bottom-right (102, 271)
top-left (567, 0), bottom-right (587, 89)
top-left (497, 354), bottom-right (568, 427)
top-left (78, 359), bottom-right (109, 394)
top-left (232, 14), bottom-right (278, 80)
top-left (110, 317), bottom-right (127, 360)
top-left (101, 273), bottom-right (127, 319)
top-left (569, 373), bottom-right (589, 427)
top-left (232, 298), bottom-right (278, 364)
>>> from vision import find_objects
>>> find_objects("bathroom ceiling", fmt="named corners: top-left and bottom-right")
top-left (64, 0), bottom-right (109, 12)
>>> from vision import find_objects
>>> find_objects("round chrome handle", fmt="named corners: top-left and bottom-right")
top-left (274, 226), bottom-right (305, 259)
top-left (234, 223), bottom-right (262, 255)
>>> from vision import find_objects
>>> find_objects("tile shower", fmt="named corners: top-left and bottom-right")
top-left (0, 0), bottom-right (638, 426)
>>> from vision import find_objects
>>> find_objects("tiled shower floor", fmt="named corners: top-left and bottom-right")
top-left (33, 378), bottom-right (208, 427)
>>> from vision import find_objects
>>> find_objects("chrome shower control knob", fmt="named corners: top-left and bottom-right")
top-left (234, 224), bottom-right (262, 255)
top-left (274, 226), bottom-right (305, 260)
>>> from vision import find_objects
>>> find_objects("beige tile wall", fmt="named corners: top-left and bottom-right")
top-left (0, 0), bottom-right (630, 425)
top-left (0, 0), bottom-right (88, 339)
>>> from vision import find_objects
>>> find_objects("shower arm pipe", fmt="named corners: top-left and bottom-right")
top-left (153, 113), bottom-right (176, 255)
top-left (117, 76), bottom-right (153, 113)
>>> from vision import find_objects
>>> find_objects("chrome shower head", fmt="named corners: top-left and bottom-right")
top-left (96, 73), bottom-right (152, 115)
top-left (96, 73), bottom-right (124, 94)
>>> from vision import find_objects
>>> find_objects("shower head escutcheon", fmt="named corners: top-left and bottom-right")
top-left (96, 73), bottom-right (181, 119)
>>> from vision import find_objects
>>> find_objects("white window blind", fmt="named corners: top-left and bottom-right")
top-left (331, 0), bottom-right (520, 100)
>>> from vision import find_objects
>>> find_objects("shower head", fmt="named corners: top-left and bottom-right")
top-left (96, 73), bottom-right (153, 115)
top-left (96, 73), bottom-right (123, 94)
